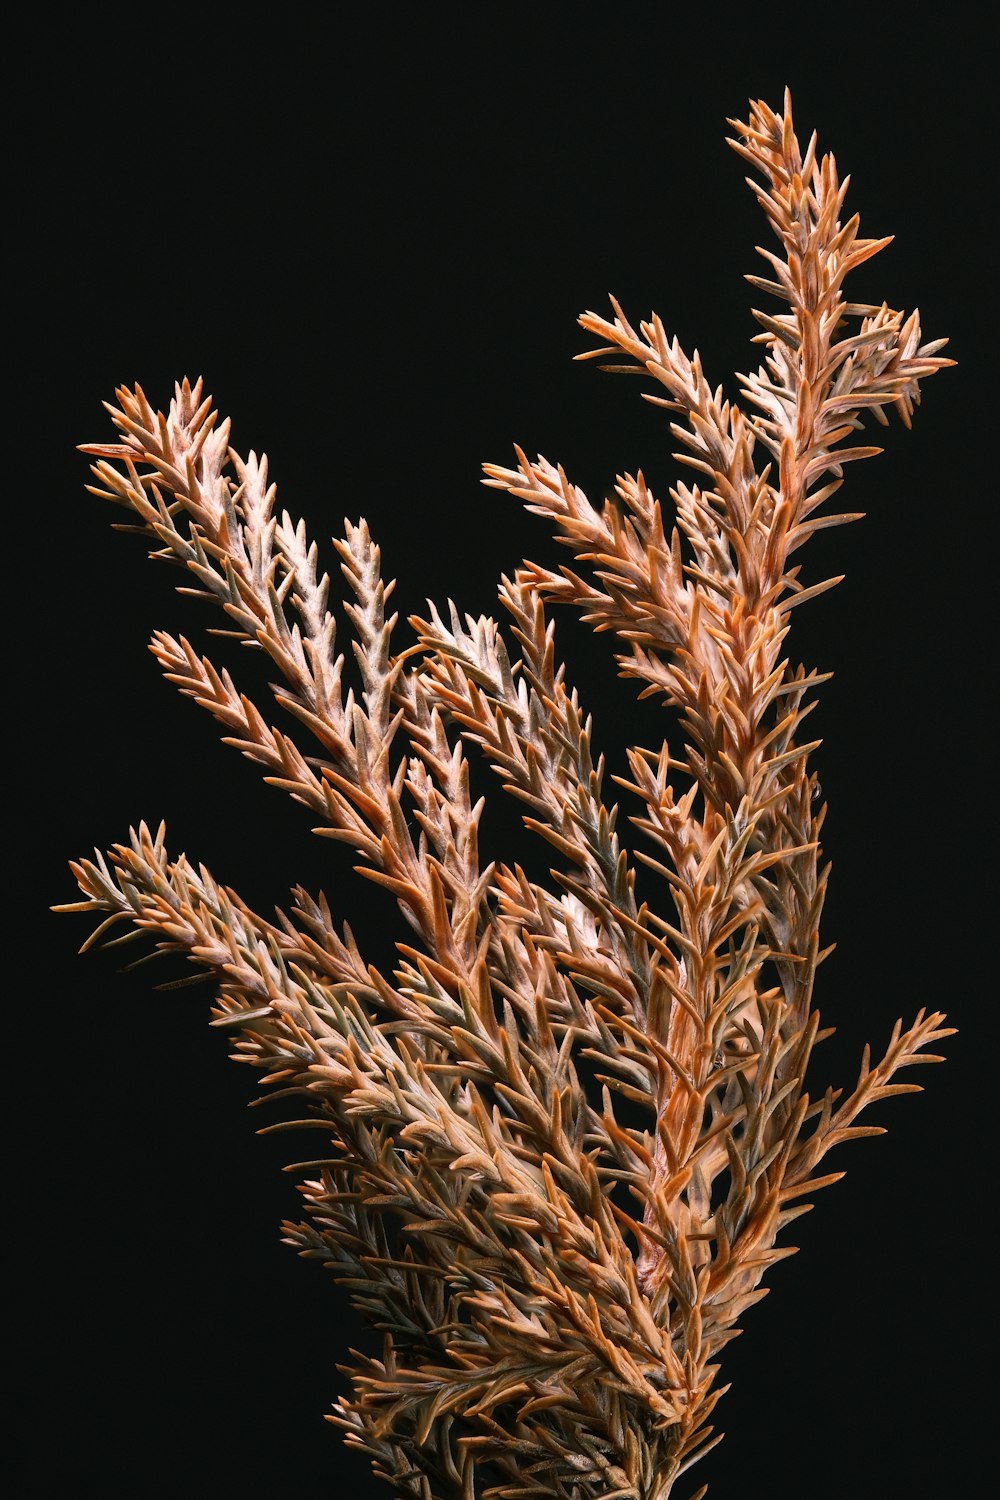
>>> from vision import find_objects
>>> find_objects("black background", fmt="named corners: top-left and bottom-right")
top-left (14, 9), bottom-right (988, 1497)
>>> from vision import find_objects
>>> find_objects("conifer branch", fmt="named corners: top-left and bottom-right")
top-left (60, 93), bottom-right (953, 1498)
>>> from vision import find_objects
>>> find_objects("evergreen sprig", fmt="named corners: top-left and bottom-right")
top-left (58, 93), bottom-right (952, 1499)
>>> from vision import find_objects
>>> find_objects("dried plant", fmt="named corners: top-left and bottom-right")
top-left (58, 93), bottom-right (953, 1499)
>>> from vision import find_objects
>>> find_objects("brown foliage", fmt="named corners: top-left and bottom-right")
top-left (58, 93), bottom-right (952, 1499)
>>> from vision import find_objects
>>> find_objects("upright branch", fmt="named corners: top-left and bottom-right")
top-left (60, 92), bottom-right (952, 1500)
